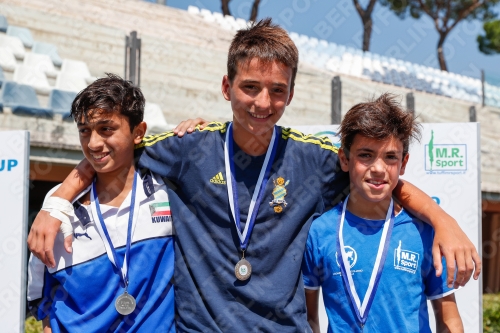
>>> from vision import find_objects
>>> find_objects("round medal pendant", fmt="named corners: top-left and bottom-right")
top-left (235, 258), bottom-right (252, 281)
top-left (115, 292), bottom-right (136, 315)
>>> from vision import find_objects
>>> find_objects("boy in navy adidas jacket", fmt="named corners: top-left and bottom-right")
top-left (302, 94), bottom-right (463, 333)
top-left (27, 74), bottom-right (175, 332)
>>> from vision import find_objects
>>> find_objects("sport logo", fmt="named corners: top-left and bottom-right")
top-left (335, 245), bottom-right (358, 268)
top-left (425, 130), bottom-right (467, 174)
top-left (394, 240), bottom-right (419, 274)
top-left (210, 172), bottom-right (226, 185)
top-left (149, 202), bottom-right (172, 223)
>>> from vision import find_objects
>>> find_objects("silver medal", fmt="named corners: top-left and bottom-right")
top-left (115, 291), bottom-right (136, 315)
top-left (235, 258), bottom-right (252, 281)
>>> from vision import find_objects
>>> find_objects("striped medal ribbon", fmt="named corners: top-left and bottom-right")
top-left (224, 122), bottom-right (278, 281)
top-left (90, 171), bottom-right (140, 315)
top-left (336, 194), bottom-right (395, 330)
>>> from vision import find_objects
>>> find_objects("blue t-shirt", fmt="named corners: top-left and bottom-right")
top-left (27, 173), bottom-right (175, 333)
top-left (137, 122), bottom-right (349, 332)
top-left (302, 203), bottom-right (454, 333)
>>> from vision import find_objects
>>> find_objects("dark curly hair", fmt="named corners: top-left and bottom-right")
top-left (338, 93), bottom-right (421, 158)
top-left (70, 73), bottom-right (145, 131)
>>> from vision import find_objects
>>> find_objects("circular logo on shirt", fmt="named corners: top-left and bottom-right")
top-left (335, 245), bottom-right (358, 268)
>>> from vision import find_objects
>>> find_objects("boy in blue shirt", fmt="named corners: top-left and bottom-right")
top-left (27, 74), bottom-right (175, 332)
top-left (302, 94), bottom-right (463, 333)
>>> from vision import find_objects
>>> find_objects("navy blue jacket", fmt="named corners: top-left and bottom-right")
top-left (137, 122), bottom-right (349, 332)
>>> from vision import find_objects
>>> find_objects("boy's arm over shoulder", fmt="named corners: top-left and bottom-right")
top-left (431, 294), bottom-right (464, 333)
top-left (393, 179), bottom-right (481, 288)
top-left (284, 128), bottom-right (349, 208)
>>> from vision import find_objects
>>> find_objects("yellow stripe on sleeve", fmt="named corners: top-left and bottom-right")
top-left (281, 128), bottom-right (338, 153)
top-left (136, 121), bottom-right (228, 148)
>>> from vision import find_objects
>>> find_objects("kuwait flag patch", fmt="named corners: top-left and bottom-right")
top-left (149, 202), bottom-right (172, 223)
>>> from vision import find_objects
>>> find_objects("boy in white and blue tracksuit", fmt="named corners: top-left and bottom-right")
top-left (27, 74), bottom-right (175, 332)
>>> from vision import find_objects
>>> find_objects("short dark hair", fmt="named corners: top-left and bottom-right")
top-left (338, 93), bottom-right (421, 157)
top-left (227, 18), bottom-right (299, 88)
top-left (70, 73), bottom-right (145, 131)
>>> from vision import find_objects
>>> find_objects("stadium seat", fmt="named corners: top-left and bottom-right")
top-left (61, 59), bottom-right (92, 78)
top-left (24, 53), bottom-right (58, 78)
top-left (144, 102), bottom-right (168, 134)
top-left (187, 6), bottom-right (200, 15)
top-left (212, 12), bottom-right (224, 21)
top-left (302, 51), bottom-right (316, 64)
top-left (325, 43), bottom-right (342, 57)
top-left (362, 57), bottom-right (372, 71)
top-left (55, 72), bottom-right (87, 92)
top-left (345, 46), bottom-right (356, 55)
top-left (282, 28), bottom-right (488, 102)
top-left (200, 9), bottom-right (215, 23)
top-left (223, 15), bottom-right (240, 31)
top-left (0, 81), bottom-right (53, 118)
top-left (289, 32), bottom-right (300, 41)
top-left (284, 27), bottom-right (488, 103)
top-left (0, 46), bottom-right (17, 72)
top-left (13, 65), bottom-right (52, 95)
top-left (0, 34), bottom-right (25, 59)
top-left (399, 72), bottom-right (413, 89)
top-left (235, 18), bottom-right (248, 29)
top-left (325, 56), bottom-right (341, 72)
top-left (212, 11), bottom-right (232, 30)
top-left (390, 69), bottom-right (403, 87)
top-left (7, 26), bottom-right (34, 48)
top-left (32, 42), bottom-right (63, 67)
top-left (0, 15), bottom-right (7, 33)
top-left (382, 73), bottom-right (392, 85)
top-left (372, 72), bottom-right (383, 83)
top-left (315, 53), bottom-right (329, 68)
top-left (350, 56), bottom-right (363, 77)
top-left (316, 40), bottom-right (328, 53)
top-left (48, 89), bottom-right (77, 120)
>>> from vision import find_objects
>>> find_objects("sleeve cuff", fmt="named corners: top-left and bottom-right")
top-left (304, 285), bottom-right (320, 290)
top-left (427, 289), bottom-right (456, 301)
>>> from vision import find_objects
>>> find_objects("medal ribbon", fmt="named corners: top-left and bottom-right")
top-left (336, 194), bottom-right (395, 327)
top-left (90, 172), bottom-right (140, 289)
top-left (224, 122), bottom-right (278, 251)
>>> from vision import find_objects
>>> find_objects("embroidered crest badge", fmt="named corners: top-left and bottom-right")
top-left (269, 177), bottom-right (290, 213)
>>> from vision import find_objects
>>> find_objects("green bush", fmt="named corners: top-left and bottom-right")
top-left (25, 316), bottom-right (42, 333)
top-left (484, 294), bottom-right (500, 333)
